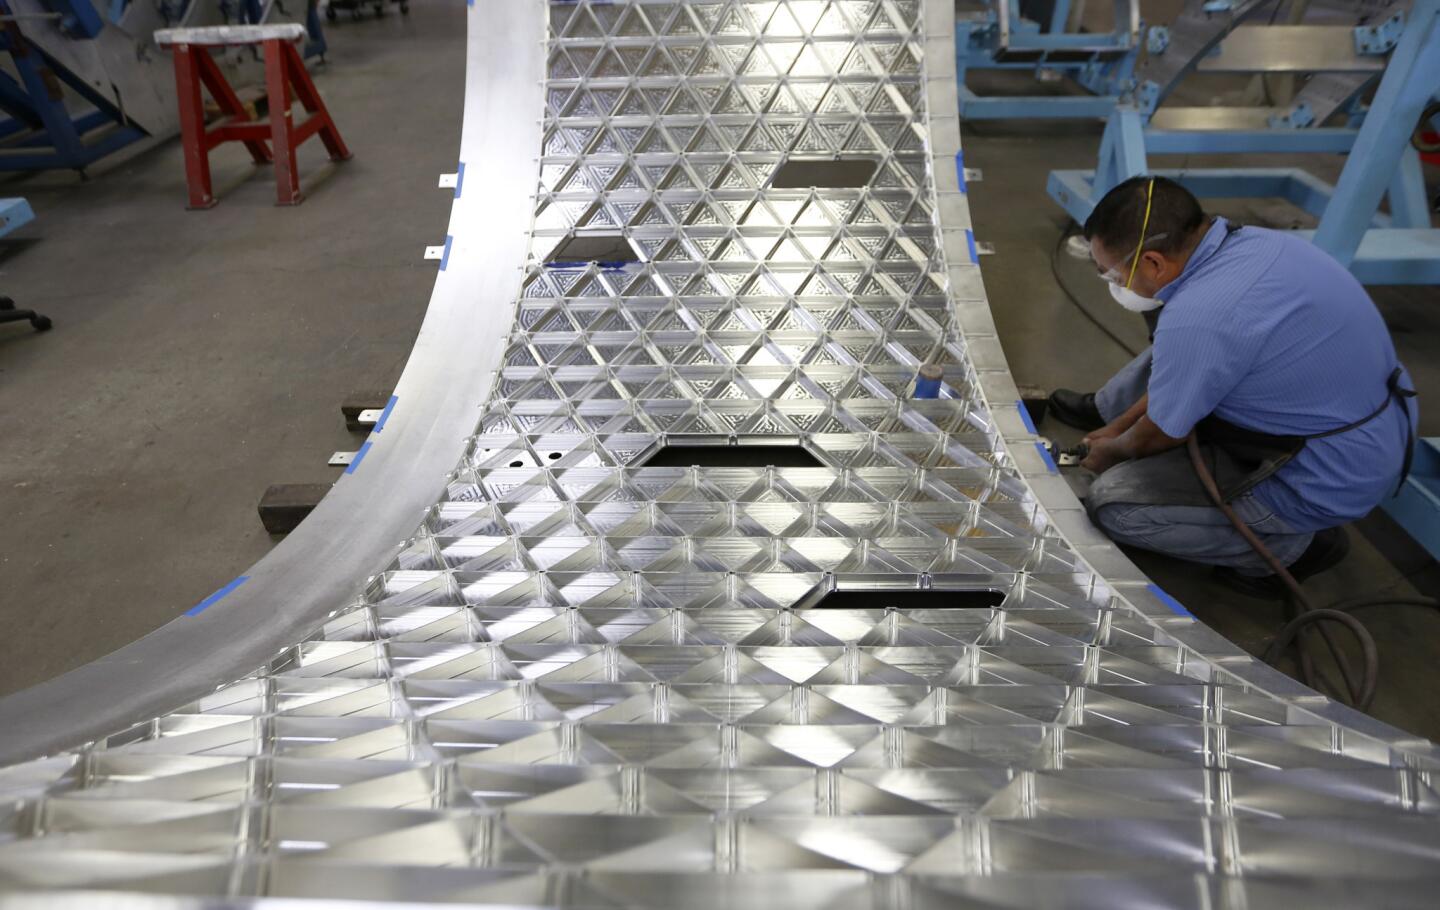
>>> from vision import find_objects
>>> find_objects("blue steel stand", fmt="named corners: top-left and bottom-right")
top-left (955, 0), bottom-right (1139, 120)
top-left (1385, 439), bottom-right (1440, 561)
top-left (0, 0), bottom-right (145, 172)
top-left (1048, 0), bottom-right (1440, 285)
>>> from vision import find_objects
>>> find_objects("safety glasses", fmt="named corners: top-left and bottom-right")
top-left (1097, 231), bottom-right (1169, 286)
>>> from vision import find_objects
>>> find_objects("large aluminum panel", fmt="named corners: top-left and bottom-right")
top-left (1, 0), bottom-right (1438, 905)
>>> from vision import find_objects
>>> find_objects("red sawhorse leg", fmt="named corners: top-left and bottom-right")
top-left (281, 40), bottom-right (352, 163)
top-left (262, 38), bottom-right (300, 206)
top-left (195, 50), bottom-right (272, 166)
top-left (171, 44), bottom-right (272, 209)
top-left (263, 38), bottom-right (352, 206)
top-left (171, 44), bottom-right (217, 209)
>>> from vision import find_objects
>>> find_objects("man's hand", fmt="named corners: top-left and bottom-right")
top-left (1080, 436), bottom-right (1127, 474)
top-left (1085, 393), bottom-right (1149, 449)
top-left (1083, 422), bottom-right (1124, 447)
top-left (1081, 414), bottom-right (1188, 474)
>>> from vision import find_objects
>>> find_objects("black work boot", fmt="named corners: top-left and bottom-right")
top-left (1047, 389), bottom-right (1105, 432)
top-left (1213, 526), bottom-right (1352, 600)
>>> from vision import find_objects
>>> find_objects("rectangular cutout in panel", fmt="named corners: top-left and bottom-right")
top-left (546, 234), bottom-right (641, 266)
top-left (815, 590), bottom-right (1006, 610)
top-left (770, 157), bottom-right (879, 189)
top-left (639, 444), bottom-right (824, 468)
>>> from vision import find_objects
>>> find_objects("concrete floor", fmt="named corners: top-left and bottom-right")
top-left (2, 17), bottom-right (1439, 743)
top-left (0, 4), bottom-right (460, 695)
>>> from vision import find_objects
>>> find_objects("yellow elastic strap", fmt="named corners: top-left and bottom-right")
top-left (1125, 177), bottom-right (1155, 289)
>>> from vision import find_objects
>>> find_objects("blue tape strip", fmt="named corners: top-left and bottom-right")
top-left (965, 229), bottom-right (978, 263)
top-left (345, 440), bottom-right (373, 475)
top-left (1147, 583), bottom-right (1194, 618)
top-left (438, 235), bottom-right (454, 271)
top-left (1035, 441), bottom-right (1058, 473)
top-left (186, 576), bottom-right (249, 617)
top-left (453, 162), bottom-right (465, 199)
top-left (1016, 398), bottom-right (1037, 434)
top-left (955, 151), bottom-right (966, 193)
top-left (372, 395), bottom-right (399, 434)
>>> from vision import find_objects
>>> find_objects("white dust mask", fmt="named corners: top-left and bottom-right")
top-left (1108, 281), bottom-right (1163, 313)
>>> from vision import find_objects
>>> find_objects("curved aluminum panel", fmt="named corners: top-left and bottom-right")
top-left (2, 0), bottom-right (1439, 905)
top-left (0, 0), bottom-right (547, 766)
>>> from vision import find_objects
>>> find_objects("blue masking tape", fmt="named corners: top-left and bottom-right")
top-left (1035, 441), bottom-right (1058, 473)
top-left (1147, 583), bottom-right (1195, 618)
top-left (346, 440), bottom-right (373, 475)
top-left (955, 151), bottom-right (966, 193)
top-left (186, 576), bottom-right (249, 617)
top-left (1016, 398), bottom-right (1037, 434)
top-left (453, 162), bottom-right (465, 199)
top-left (439, 235), bottom-right (454, 271)
top-left (373, 395), bottom-right (399, 434)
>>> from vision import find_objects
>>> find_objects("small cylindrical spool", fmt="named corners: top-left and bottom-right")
top-left (914, 363), bottom-right (944, 399)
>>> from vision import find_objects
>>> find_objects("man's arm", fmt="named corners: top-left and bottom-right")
top-left (1081, 412), bottom-right (1186, 473)
top-left (1085, 393), bottom-right (1148, 444)
top-left (1083, 319), bottom-right (1250, 473)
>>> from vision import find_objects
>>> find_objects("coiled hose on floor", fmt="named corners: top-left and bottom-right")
top-left (1184, 434), bottom-right (1436, 711)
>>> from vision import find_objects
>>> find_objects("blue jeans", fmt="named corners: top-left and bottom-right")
top-left (1087, 349), bottom-right (1313, 574)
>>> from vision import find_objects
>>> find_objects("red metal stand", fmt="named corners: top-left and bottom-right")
top-left (164, 30), bottom-right (351, 208)
top-left (1420, 133), bottom-right (1439, 168)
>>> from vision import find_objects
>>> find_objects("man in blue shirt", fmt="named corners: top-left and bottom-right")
top-left (1047, 176), bottom-right (1416, 596)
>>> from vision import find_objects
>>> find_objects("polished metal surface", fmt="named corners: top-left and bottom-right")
top-left (1135, 0), bottom-right (1405, 122)
top-left (1195, 24), bottom-right (1386, 73)
top-left (1148, 106), bottom-right (1285, 130)
top-left (1131, 0), bottom-right (1272, 107)
top-left (3, 0), bottom-right (1440, 906)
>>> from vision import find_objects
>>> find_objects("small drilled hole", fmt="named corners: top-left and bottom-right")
top-left (508, 461), bottom-right (524, 468)
top-left (548, 452), bottom-right (562, 460)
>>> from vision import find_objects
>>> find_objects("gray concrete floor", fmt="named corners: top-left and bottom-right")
top-left (3, 22), bottom-right (1439, 744)
top-left (0, 3), bottom-right (462, 695)
top-left (963, 71), bottom-right (1440, 740)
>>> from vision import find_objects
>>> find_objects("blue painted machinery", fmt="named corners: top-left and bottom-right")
top-left (956, 0), bottom-right (1142, 119)
top-left (1385, 438), bottom-right (1440, 561)
top-left (1048, 0), bottom-right (1439, 285)
top-left (0, 0), bottom-right (146, 171)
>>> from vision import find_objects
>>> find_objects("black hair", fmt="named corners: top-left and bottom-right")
top-left (1082, 176), bottom-right (1206, 259)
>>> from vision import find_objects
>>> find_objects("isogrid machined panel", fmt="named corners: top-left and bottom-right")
top-left (2, 0), bottom-right (1440, 906)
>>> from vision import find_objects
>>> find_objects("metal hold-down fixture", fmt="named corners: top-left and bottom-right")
top-left (1, 0), bottom-right (1439, 906)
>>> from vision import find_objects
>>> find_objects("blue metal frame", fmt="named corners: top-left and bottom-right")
top-left (1312, 0), bottom-right (1440, 270)
top-left (955, 0), bottom-right (1139, 121)
top-left (41, 0), bottom-right (104, 39)
top-left (1383, 439), bottom-right (1440, 561)
top-left (1046, 0), bottom-right (1440, 286)
top-left (0, 1), bottom-right (146, 171)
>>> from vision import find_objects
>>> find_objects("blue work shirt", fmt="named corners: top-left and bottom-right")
top-left (1148, 216), bottom-right (1416, 533)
